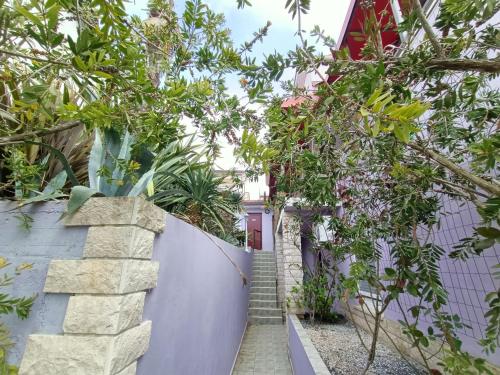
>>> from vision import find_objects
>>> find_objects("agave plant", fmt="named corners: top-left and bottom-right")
top-left (64, 128), bottom-right (156, 216)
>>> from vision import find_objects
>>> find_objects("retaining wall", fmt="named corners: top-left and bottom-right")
top-left (138, 214), bottom-right (252, 375)
top-left (0, 201), bottom-right (88, 365)
top-left (287, 314), bottom-right (329, 375)
top-left (1, 198), bottom-right (252, 375)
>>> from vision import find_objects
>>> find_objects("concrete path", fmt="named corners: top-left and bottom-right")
top-left (232, 324), bottom-right (292, 375)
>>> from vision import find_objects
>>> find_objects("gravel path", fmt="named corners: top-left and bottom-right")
top-left (303, 321), bottom-right (426, 375)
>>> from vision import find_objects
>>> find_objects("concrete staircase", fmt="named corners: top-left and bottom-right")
top-left (248, 252), bottom-right (283, 324)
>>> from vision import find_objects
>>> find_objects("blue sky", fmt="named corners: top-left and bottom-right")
top-left (125, 0), bottom-right (352, 75)
top-left (124, 0), bottom-right (351, 190)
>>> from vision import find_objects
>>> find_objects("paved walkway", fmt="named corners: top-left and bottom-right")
top-left (232, 324), bottom-right (292, 375)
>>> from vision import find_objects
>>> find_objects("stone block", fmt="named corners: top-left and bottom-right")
top-left (19, 322), bottom-right (151, 375)
top-left (116, 362), bottom-right (136, 375)
top-left (19, 334), bottom-right (110, 375)
top-left (64, 293), bottom-right (146, 334)
top-left (44, 259), bottom-right (159, 294)
top-left (84, 226), bottom-right (155, 259)
top-left (110, 321), bottom-right (151, 374)
top-left (65, 197), bottom-right (166, 233)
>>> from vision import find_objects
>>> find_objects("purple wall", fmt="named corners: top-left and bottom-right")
top-left (301, 196), bottom-right (500, 366)
top-left (138, 214), bottom-right (252, 375)
top-left (288, 316), bottom-right (315, 375)
top-left (380, 196), bottom-right (500, 365)
top-left (0, 201), bottom-right (87, 365)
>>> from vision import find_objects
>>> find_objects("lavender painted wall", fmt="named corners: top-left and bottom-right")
top-left (138, 214), bottom-right (252, 375)
top-left (0, 201), bottom-right (87, 365)
top-left (301, 195), bottom-right (500, 366)
top-left (288, 316), bottom-right (315, 375)
top-left (380, 197), bottom-right (500, 366)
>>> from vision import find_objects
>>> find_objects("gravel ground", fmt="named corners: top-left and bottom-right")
top-left (303, 320), bottom-right (426, 375)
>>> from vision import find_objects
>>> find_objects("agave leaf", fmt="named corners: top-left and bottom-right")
top-left (63, 186), bottom-right (98, 218)
top-left (109, 130), bottom-right (133, 196)
top-left (128, 169), bottom-right (155, 197)
top-left (43, 170), bottom-right (67, 194)
top-left (88, 130), bottom-right (104, 191)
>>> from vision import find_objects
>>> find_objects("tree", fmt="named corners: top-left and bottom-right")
top-left (237, 0), bottom-right (500, 373)
top-left (0, 0), bottom-right (269, 198)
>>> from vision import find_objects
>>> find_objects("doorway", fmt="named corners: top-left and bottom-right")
top-left (247, 213), bottom-right (262, 250)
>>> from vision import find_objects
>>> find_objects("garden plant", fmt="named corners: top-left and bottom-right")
top-left (0, 0), bottom-right (498, 373)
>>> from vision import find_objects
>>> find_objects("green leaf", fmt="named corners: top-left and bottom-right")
top-left (128, 169), bottom-right (155, 196)
top-left (46, 4), bottom-right (61, 30)
top-left (64, 186), bottom-right (98, 217)
top-left (393, 123), bottom-right (410, 143)
top-left (474, 238), bottom-right (495, 250)
top-left (93, 71), bottom-right (113, 79)
top-left (25, 141), bottom-right (79, 186)
top-left (384, 267), bottom-right (397, 278)
top-left (42, 170), bottom-right (67, 194)
top-left (476, 227), bottom-right (500, 239)
top-left (73, 56), bottom-right (88, 71)
top-left (15, 5), bottom-right (43, 27)
top-left (88, 130), bottom-right (104, 191)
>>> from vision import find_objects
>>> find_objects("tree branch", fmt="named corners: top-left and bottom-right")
top-left (411, 0), bottom-right (444, 58)
top-left (426, 58), bottom-right (500, 73)
top-left (0, 48), bottom-right (70, 66)
top-left (328, 58), bottom-right (500, 74)
top-left (409, 143), bottom-right (500, 196)
top-left (0, 121), bottom-right (83, 146)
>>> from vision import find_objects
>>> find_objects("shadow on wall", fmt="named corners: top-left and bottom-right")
top-left (0, 201), bottom-right (88, 365)
top-left (138, 214), bottom-right (252, 375)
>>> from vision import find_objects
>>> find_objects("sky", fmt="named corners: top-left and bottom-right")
top-left (124, 0), bottom-right (352, 198)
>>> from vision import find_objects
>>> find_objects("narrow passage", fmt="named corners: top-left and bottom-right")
top-left (232, 324), bottom-right (292, 375)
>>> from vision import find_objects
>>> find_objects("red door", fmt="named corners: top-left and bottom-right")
top-left (247, 213), bottom-right (262, 250)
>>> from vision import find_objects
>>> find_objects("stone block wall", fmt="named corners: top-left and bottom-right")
top-left (275, 230), bottom-right (286, 316)
top-left (281, 212), bottom-right (304, 315)
top-left (19, 197), bottom-right (166, 375)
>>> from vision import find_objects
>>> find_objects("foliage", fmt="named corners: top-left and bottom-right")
top-left (236, 0), bottom-right (500, 373)
top-left (0, 0), bottom-right (269, 197)
top-left (153, 167), bottom-right (243, 239)
top-left (0, 258), bottom-right (36, 374)
top-left (62, 128), bottom-right (155, 216)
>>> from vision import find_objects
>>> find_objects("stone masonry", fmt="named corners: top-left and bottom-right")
top-left (19, 197), bottom-right (166, 375)
top-left (279, 211), bottom-right (304, 316)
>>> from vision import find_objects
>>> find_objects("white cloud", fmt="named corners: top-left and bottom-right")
top-left (211, 0), bottom-right (351, 44)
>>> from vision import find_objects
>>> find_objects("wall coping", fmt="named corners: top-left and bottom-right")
top-left (288, 314), bottom-right (330, 375)
top-left (64, 197), bottom-right (167, 233)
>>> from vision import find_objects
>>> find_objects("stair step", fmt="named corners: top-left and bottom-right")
top-left (251, 280), bottom-right (275, 288)
top-left (253, 255), bottom-right (275, 259)
top-left (249, 307), bottom-right (282, 317)
top-left (253, 267), bottom-right (275, 272)
top-left (253, 270), bottom-right (276, 275)
top-left (249, 316), bottom-right (283, 325)
top-left (250, 292), bottom-right (277, 301)
top-left (250, 286), bottom-right (276, 294)
top-left (252, 274), bottom-right (276, 280)
top-left (253, 266), bottom-right (275, 271)
top-left (249, 299), bottom-right (279, 308)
